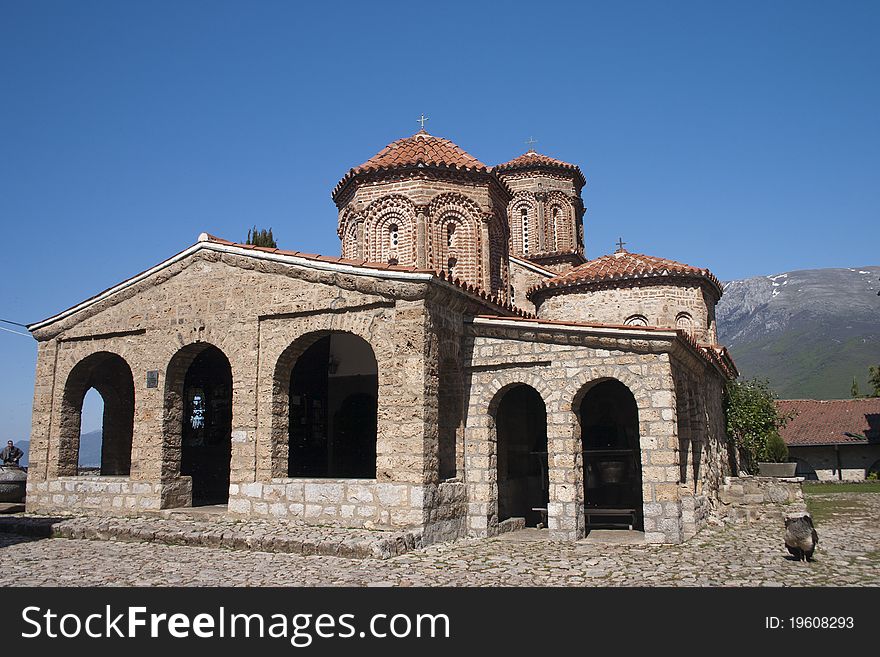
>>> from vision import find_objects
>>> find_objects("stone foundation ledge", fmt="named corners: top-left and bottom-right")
top-left (227, 479), bottom-right (425, 530)
top-left (0, 514), bottom-right (423, 560)
top-left (715, 475), bottom-right (806, 524)
top-left (26, 477), bottom-right (164, 514)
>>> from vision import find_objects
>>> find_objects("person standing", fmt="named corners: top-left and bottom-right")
top-left (1, 440), bottom-right (24, 465)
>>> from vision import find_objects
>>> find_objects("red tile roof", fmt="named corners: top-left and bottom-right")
top-left (493, 150), bottom-right (586, 185)
top-left (527, 249), bottom-right (723, 299)
top-left (777, 399), bottom-right (880, 446)
top-left (333, 131), bottom-right (489, 198)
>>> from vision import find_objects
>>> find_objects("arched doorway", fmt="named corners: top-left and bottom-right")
top-left (495, 385), bottom-right (548, 527)
top-left (579, 379), bottom-right (644, 530)
top-left (59, 352), bottom-right (134, 477)
top-left (288, 333), bottom-right (378, 478)
top-left (177, 345), bottom-right (233, 505)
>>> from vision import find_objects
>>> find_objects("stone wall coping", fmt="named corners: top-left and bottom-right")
top-left (266, 477), bottom-right (380, 486)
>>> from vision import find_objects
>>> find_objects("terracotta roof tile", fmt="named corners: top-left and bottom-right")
top-left (334, 131), bottom-right (488, 198)
top-left (493, 150), bottom-right (586, 185)
top-left (777, 399), bottom-right (880, 446)
top-left (527, 249), bottom-right (723, 299)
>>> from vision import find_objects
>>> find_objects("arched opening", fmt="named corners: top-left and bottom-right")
top-left (59, 352), bottom-right (134, 477)
top-left (520, 207), bottom-right (530, 254)
top-left (288, 333), bottom-right (378, 478)
top-left (551, 206), bottom-right (560, 250)
top-left (78, 388), bottom-right (104, 473)
top-left (495, 385), bottom-right (548, 527)
top-left (172, 344), bottom-right (233, 506)
top-left (579, 379), bottom-right (644, 530)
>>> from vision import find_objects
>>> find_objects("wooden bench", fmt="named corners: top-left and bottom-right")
top-left (584, 508), bottom-right (638, 530)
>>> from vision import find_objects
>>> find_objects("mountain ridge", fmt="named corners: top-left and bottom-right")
top-left (717, 265), bottom-right (880, 399)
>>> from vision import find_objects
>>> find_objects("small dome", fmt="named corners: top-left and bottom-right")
top-left (528, 249), bottom-right (723, 300)
top-left (494, 150), bottom-right (585, 186)
top-left (334, 131), bottom-right (487, 198)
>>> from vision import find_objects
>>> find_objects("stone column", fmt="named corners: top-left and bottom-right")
top-left (416, 210), bottom-right (427, 269)
top-left (547, 399), bottom-right (581, 541)
top-left (535, 191), bottom-right (547, 252)
top-left (26, 339), bottom-right (58, 485)
top-left (356, 218), bottom-right (365, 260)
top-left (480, 221), bottom-right (491, 291)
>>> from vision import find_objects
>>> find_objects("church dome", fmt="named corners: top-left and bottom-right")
top-left (494, 150), bottom-right (585, 186)
top-left (333, 131), bottom-right (488, 199)
top-left (527, 248), bottom-right (722, 299)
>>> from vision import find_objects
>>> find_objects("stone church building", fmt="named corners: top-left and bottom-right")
top-left (26, 129), bottom-right (737, 544)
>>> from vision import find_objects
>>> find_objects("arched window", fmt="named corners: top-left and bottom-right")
top-left (447, 223), bottom-right (456, 249)
top-left (447, 257), bottom-right (457, 277)
top-left (520, 207), bottom-right (529, 254)
top-left (552, 207), bottom-right (560, 250)
top-left (389, 223), bottom-right (399, 249)
top-left (625, 314), bottom-right (648, 327)
top-left (676, 312), bottom-right (694, 335)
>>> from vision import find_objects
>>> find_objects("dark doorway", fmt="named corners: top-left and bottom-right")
top-left (580, 379), bottom-right (644, 530)
top-left (288, 333), bottom-right (378, 478)
top-left (496, 385), bottom-right (548, 527)
top-left (180, 345), bottom-right (232, 505)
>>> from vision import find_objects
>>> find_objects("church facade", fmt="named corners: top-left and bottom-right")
top-left (25, 130), bottom-right (737, 544)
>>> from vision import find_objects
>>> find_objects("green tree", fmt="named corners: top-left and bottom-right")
top-left (869, 365), bottom-right (880, 397)
top-left (246, 226), bottom-right (277, 248)
top-left (724, 378), bottom-right (795, 473)
top-left (851, 377), bottom-right (861, 398)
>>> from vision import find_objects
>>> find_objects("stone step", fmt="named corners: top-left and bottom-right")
top-left (0, 515), bottom-right (422, 560)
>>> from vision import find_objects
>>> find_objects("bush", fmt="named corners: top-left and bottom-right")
top-left (724, 378), bottom-right (795, 474)
top-left (762, 431), bottom-right (789, 463)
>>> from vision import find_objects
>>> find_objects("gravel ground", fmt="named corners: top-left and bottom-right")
top-left (0, 493), bottom-right (877, 587)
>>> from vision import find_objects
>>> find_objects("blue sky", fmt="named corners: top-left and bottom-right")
top-left (1, 1), bottom-right (878, 442)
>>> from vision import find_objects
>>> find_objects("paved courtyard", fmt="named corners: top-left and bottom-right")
top-left (0, 492), bottom-right (877, 587)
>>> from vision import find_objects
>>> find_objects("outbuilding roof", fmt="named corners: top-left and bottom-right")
top-left (777, 398), bottom-right (880, 446)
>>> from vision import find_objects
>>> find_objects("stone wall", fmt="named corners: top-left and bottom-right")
top-left (227, 479), bottom-right (422, 529)
top-left (26, 476), bottom-right (190, 514)
top-left (461, 318), bottom-right (731, 544)
top-left (716, 475), bottom-right (805, 523)
top-left (789, 445), bottom-right (880, 481)
top-left (508, 259), bottom-right (552, 315)
top-left (497, 170), bottom-right (583, 261)
top-left (533, 280), bottom-right (718, 343)
top-left (28, 250), bottom-right (435, 525)
top-left (335, 174), bottom-right (510, 296)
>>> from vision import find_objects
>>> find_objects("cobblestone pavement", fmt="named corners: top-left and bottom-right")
top-left (0, 493), bottom-right (877, 587)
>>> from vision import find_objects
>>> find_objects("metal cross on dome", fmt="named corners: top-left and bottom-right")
top-left (417, 114), bottom-right (429, 130)
top-left (525, 136), bottom-right (538, 150)
top-left (616, 237), bottom-right (627, 252)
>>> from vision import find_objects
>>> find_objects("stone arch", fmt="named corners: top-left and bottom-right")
top-left (573, 376), bottom-right (645, 530)
top-left (363, 195), bottom-right (417, 264)
top-left (508, 193), bottom-right (536, 255)
top-left (341, 216), bottom-right (360, 260)
top-left (427, 192), bottom-right (482, 282)
top-left (272, 329), bottom-right (378, 478)
top-left (58, 351), bottom-right (134, 477)
top-left (488, 381), bottom-right (549, 527)
top-left (545, 191), bottom-right (573, 252)
top-left (675, 312), bottom-right (695, 336)
top-left (163, 342), bottom-right (234, 505)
